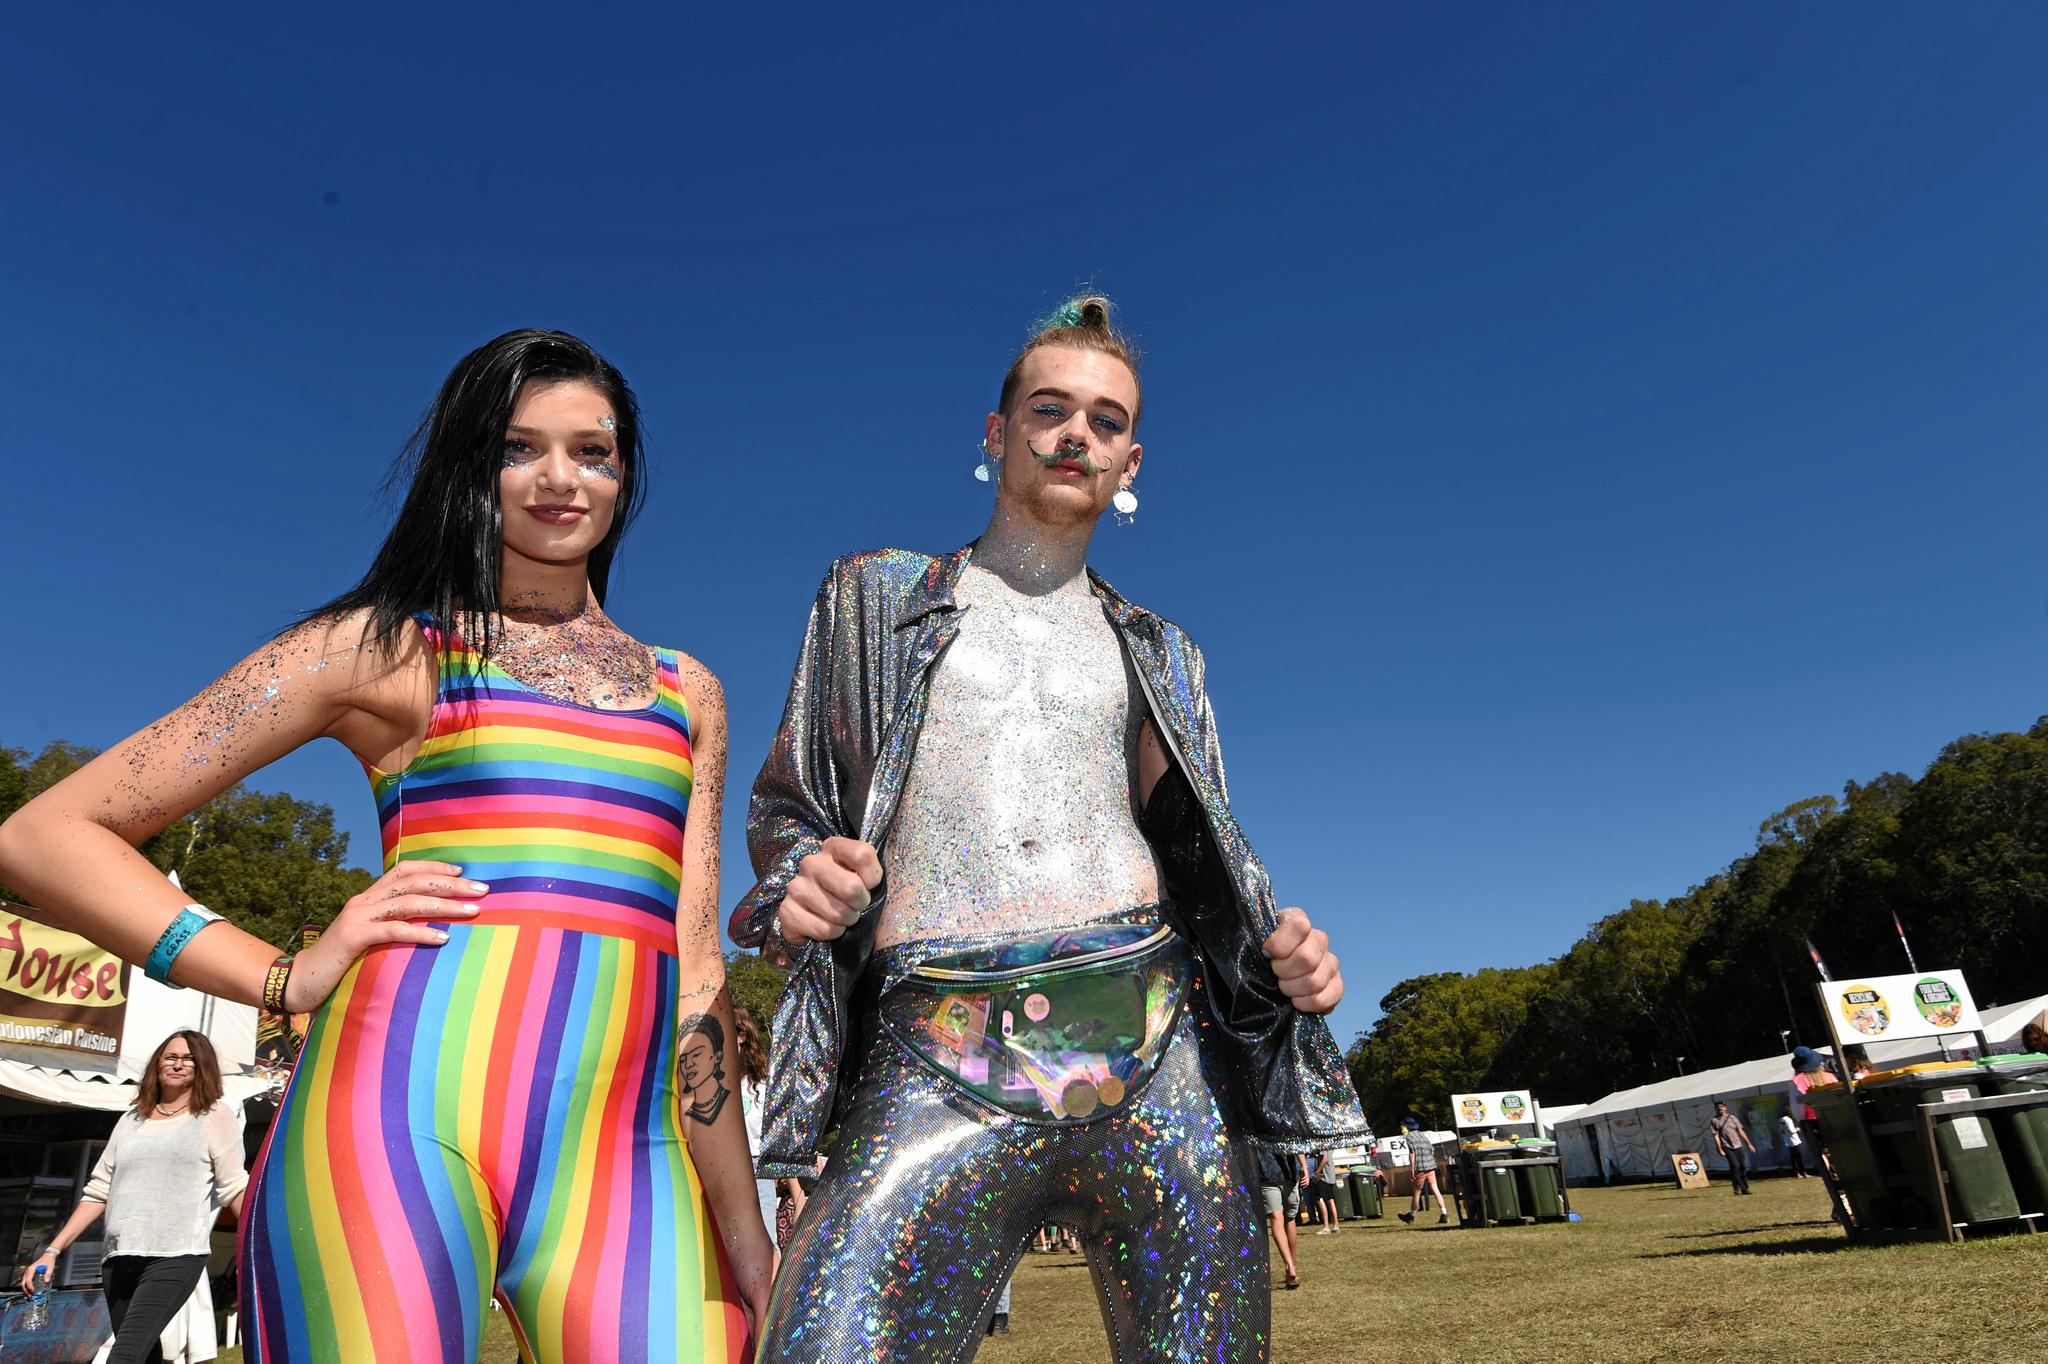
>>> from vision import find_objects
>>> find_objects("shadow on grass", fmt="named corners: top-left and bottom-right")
top-left (1644, 1233), bottom-right (1858, 1259)
top-left (1661, 1219), bottom-right (1840, 1240)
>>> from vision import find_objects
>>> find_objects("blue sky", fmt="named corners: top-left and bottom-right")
top-left (5, 7), bottom-right (2045, 1065)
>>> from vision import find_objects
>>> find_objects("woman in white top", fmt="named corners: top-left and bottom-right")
top-left (21, 1030), bottom-right (248, 1364)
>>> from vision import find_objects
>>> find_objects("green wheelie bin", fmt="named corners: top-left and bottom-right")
top-left (1512, 1139), bottom-right (1565, 1220)
top-left (1807, 1081), bottom-right (1894, 1227)
top-left (1973, 1055), bottom-right (2048, 1218)
top-left (1334, 1174), bottom-right (1360, 1220)
top-left (1461, 1143), bottom-right (1522, 1224)
top-left (1349, 1171), bottom-right (1383, 1218)
top-left (1860, 1063), bottom-right (2019, 1228)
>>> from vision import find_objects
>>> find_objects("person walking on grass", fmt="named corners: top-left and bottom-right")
top-left (1311, 1150), bottom-right (1342, 1234)
top-left (1256, 1143), bottom-right (1307, 1290)
top-left (1710, 1100), bottom-right (1758, 1195)
top-left (1396, 1117), bottom-right (1448, 1225)
top-left (1779, 1111), bottom-right (1811, 1178)
top-left (21, 1031), bottom-right (246, 1364)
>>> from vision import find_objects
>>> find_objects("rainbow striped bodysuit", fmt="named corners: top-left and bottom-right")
top-left (239, 621), bottom-right (745, 1363)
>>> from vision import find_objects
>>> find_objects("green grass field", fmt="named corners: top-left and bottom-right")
top-left (216, 1176), bottom-right (2046, 1362)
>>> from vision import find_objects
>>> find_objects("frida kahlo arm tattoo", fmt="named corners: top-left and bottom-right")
top-left (677, 1011), bottom-right (732, 1126)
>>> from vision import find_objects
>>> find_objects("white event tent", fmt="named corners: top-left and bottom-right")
top-left (1552, 990), bottom-right (2048, 1183)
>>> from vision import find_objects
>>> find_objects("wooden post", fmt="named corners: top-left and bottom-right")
top-left (1919, 1104), bottom-right (1958, 1243)
top-left (1816, 983), bottom-right (1885, 1237)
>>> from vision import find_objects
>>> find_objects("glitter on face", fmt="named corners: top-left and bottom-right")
top-left (500, 437), bottom-right (621, 481)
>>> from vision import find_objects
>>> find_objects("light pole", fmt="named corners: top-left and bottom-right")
top-left (1675, 1055), bottom-right (1688, 1075)
top-left (1779, 1029), bottom-right (1792, 1053)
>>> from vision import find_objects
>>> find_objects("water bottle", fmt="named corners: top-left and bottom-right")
top-left (21, 1264), bottom-right (51, 1330)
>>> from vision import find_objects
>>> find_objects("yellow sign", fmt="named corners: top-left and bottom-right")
top-left (0, 903), bottom-right (130, 1072)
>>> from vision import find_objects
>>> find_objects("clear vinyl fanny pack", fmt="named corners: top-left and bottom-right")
top-left (880, 921), bottom-right (1189, 1123)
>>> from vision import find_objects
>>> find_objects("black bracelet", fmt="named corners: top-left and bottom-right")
top-left (262, 955), bottom-right (295, 1014)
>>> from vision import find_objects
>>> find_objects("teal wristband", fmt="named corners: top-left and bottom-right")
top-left (144, 905), bottom-right (225, 987)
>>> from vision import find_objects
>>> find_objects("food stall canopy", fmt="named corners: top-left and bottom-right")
top-left (0, 968), bottom-right (264, 1112)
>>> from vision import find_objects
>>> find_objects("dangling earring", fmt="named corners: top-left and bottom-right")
top-left (1112, 484), bottom-right (1139, 526)
top-left (975, 438), bottom-right (995, 483)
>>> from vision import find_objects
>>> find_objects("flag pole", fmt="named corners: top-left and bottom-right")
top-left (1889, 910), bottom-right (1952, 1060)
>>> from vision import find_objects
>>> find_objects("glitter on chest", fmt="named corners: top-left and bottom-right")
top-left (486, 605), bottom-right (658, 710)
top-left (876, 566), bottom-right (1162, 948)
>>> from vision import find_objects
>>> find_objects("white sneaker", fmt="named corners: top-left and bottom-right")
top-left (1315, 1228), bottom-right (1331, 1236)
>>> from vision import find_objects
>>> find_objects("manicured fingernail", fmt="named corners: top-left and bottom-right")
top-left (447, 864), bottom-right (462, 873)
top-left (432, 930), bottom-right (450, 943)
top-left (466, 881), bottom-right (490, 894)
top-left (850, 889), bottom-right (871, 912)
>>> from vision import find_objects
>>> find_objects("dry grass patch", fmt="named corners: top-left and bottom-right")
top-left (983, 1178), bottom-right (2048, 1364)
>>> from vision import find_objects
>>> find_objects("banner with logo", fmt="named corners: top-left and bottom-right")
top-left (1819, 969), bottom-right (1981, 1044)
top-left (1452, 1089), bottom-right (1536, 1129)
top-left (0, 903), bottom-right (130, 1073)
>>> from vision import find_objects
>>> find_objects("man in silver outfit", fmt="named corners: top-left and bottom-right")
top-left (733, 296), bottom-right (1370, 1361)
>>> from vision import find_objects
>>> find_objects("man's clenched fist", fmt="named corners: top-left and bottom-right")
top-left (1261, 907), bottom-right (1343, 1014)
top-left (777, 837), bottom-right (884, 944)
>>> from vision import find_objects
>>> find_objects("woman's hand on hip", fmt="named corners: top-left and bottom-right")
top-left (282, 861), bottom-right (489, 1012)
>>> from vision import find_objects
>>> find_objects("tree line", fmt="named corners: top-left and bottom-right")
top-left (1346, 719), bottom-right (2048, 1130)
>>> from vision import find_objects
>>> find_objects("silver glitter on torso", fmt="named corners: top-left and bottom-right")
top-left (876, 563), bottom-right (1161, 948)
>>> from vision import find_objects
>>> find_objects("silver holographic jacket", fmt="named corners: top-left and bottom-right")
top-left (730, 543), bottom-right (1371, 1176)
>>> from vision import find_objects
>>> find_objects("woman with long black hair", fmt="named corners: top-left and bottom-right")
top-left (0, 330), bottom-right (769, 1361)
top-left (21, 1031), bottom-right (245, 1364)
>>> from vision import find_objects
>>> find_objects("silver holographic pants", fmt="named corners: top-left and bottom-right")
top-left (756, 957), bottom-right (1270, 1363)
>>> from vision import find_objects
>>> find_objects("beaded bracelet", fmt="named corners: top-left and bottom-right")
top-left (143, 905), bottom-right (226, 987)
top-left (262, 955), bottom-right (296, 1014)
